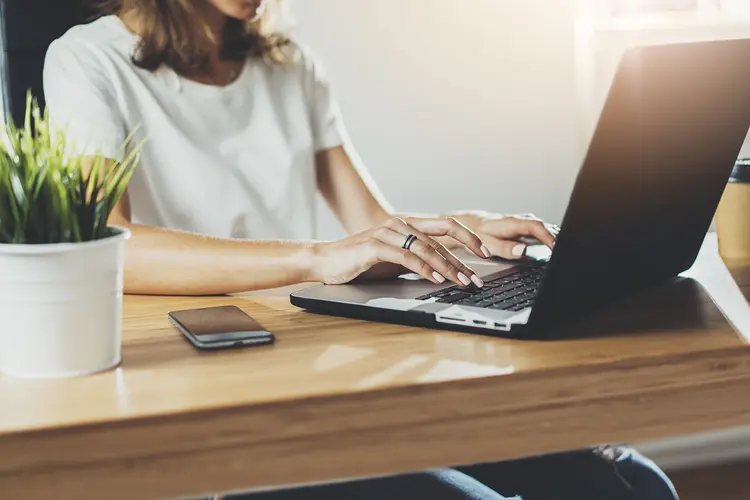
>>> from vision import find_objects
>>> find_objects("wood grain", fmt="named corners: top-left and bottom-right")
top-left (1, 235), bottom-right (749, 499)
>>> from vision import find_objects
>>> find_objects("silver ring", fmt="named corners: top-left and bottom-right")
top-left (402, 234), bottom-right (418, 251)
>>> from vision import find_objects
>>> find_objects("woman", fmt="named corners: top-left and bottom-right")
top-left (43, 0), bottom-right (678, 499)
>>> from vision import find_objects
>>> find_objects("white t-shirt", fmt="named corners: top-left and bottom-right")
top-left (43, 15), bottom-right (345, 240)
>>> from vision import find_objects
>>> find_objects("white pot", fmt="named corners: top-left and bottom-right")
top-left (0, 227), bottom-right (130, 379)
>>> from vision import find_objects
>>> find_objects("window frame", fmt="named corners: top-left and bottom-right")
top-left (583, 0), bottom-right (747, 21)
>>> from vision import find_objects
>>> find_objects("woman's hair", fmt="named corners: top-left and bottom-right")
top-left (97, 0), bottom-right (291, 75)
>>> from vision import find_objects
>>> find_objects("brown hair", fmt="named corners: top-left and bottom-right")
top-left (97, 0), bottom-right (291, 76)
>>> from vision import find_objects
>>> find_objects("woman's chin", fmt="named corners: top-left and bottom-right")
top-left (229, 1), bottom-right (265, 21)
top-left (227, 7), bottom-right (260, 21)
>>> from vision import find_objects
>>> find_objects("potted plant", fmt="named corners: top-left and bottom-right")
top-left (0, 95), bottom-right (141, 379)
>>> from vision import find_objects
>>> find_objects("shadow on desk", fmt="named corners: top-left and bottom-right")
top-left (554, 277), bottom-right (734, 340)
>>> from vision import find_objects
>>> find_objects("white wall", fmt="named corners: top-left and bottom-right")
top-left (288, 0), bottom-right (584, 239)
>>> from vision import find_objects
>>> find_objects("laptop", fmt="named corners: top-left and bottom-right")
top-left (291, 39), bottom-right (750, 340)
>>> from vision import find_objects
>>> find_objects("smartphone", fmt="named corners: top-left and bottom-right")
top-left (168, 305), bottom-right (275, 350)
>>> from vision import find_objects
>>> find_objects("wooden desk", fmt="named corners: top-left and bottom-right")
top-left (1, 236), bottom-right (750, 500)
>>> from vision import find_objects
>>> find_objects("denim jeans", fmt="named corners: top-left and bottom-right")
top-left (229, 447), bottom-right (678, 500)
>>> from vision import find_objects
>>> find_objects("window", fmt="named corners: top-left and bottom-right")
top-left (611, 0), bottom-right (707, 15)
top-left (581, 0), bottom-right (750, 23)
top-left (575, 0), bottom-right (750, 147)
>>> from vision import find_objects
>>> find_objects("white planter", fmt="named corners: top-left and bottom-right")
top-left (0, 227), bottom-right (130, 379)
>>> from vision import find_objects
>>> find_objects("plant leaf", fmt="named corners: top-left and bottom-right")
top-left (0, 93), bottom-right (143, 244)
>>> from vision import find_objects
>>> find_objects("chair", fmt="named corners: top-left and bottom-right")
top-left (0, 0), bottom-right (95, 124)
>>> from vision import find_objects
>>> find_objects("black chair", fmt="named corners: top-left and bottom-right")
top-left (0, 0), bottom-right (96, 124)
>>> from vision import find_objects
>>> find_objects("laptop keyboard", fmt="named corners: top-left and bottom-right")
top-left (416, 267), bottom-right (545, 312)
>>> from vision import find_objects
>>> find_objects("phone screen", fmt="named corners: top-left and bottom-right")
top-left (168, 306), bottom-right (273, 345)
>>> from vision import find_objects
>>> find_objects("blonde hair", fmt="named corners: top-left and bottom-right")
top-left (98, 0), bottom-right (292, 75)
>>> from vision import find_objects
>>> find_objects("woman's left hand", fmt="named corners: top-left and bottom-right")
top-left (449, 212), bottom-right (559, 260)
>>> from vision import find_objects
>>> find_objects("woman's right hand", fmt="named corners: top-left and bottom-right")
top-left (311, 217), bottom-right (491, 288)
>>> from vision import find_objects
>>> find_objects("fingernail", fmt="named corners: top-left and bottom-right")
top-left (471, 274), bottom-right (484, 288)
top-left (432, 271), bottom-right (446, 284)
top-left (512, 244), bottom-right (526, 257)
top-left (457, 272), bottom-right (472, 286)
top-left (480, 245), bottom-right (492, 258)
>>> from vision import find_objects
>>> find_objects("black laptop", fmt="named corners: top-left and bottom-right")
top-left (291, 39), bottom-right (750, 340)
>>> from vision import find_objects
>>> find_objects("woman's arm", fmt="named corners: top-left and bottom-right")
top-left (109, 188), bottom-right (318, 295)
top-left (315, 146), bottom-right (557, 258)
top-left (316, 145), bottom-right (391, 234)
top-left (104, 158), bottom-right (489, 295)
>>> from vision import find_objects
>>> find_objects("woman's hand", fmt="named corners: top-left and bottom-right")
top-left (311, 217), bottom-right (491, 288)
top-left (450, 212), bottom-right (559, 260)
